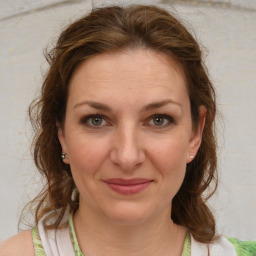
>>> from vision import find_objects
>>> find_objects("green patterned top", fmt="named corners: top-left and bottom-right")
top-left (227, 237), bottom-right (256, 256)
top-left (32, 215), bottom-right (256, 256)
top-left (69, 214), bottom-right (85, 256)
top-left (32, 226), bottom-right (47, 256)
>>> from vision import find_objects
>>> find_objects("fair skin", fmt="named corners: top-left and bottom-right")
top-left (0, 230), bottom-right (34, 256)
top-left (58, 49), bottom-right (205, 256)
top-left (0, 49), bottom-right (205, 256)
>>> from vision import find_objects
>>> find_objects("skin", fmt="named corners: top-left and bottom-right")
top-left (57, 49), bottom-right (206, 256)
top-left (0, 230), bottom-right (34, 256)
top-left (0, 49), bottom-right (205, 256)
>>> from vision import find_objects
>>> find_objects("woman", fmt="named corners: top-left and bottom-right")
top-left (0, 4), bottom-right (255, 256)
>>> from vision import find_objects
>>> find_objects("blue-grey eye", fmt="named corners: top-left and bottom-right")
top-left (80, 114), bottom-right (107, 128)
top-left (153, 117), bottom-right (165, 126)
top-left (90, 116), bottom-right (103, 126)
top-left (148, 114), bottom-right (174, 127)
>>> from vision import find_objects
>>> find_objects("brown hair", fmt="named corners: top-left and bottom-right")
top-left (25, 4), bottom-right (218, 243)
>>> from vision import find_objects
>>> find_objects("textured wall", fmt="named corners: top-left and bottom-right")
top-left (0, 0), bottom-right (255, 242)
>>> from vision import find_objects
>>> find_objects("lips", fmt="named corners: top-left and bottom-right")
top-left (103, 178), bottom-right (153, 195)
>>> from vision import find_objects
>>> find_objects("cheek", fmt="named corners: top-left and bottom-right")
top-left (149, 135), bottom-right (188, 191)
top-left (66, 135), bottom-right (111, 201)
top-left (146, 136), bottom-right (188, 210)
top-left (150, 135), bottom-right (189, 171)
top-left (66, 134), bottom-right (110, 176)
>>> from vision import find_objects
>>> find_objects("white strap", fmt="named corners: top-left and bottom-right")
top-left (38, 219), bottom-right (75, 256)
top-left (191, 235), bottom-right (237, 256)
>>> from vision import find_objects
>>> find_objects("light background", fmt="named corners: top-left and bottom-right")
top-left (0, 0), bottom-right (255, 242)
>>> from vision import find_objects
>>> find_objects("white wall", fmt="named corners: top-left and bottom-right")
top-left (0, 0), bottom-right (255, 242)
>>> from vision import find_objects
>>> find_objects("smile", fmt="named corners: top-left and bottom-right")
top-left (102, 178), bottom-right (153, 195)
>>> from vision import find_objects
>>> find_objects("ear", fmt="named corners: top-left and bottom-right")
top-left (57, 122), bottom-right (70, 164)
top-left (186, 106), bottom-right (206, 163)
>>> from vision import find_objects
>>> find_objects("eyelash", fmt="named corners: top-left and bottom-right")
top-left (80, 114), bottom-right (174, 129)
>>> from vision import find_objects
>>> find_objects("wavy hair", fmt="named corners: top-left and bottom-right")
top-left (24, 4), bottom-right (218, 243)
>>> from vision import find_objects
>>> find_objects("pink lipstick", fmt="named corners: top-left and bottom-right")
top-left (103, 178), bottom-right (152, 195)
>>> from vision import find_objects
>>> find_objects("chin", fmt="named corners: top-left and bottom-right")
top-left (102, 202), bottom-right (157, 225)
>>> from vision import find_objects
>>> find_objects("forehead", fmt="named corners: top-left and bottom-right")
top-left (68, 49), bottom-right (189, 107)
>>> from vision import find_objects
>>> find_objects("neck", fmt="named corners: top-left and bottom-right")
top-left (73, 205), bottom-right (187, 256)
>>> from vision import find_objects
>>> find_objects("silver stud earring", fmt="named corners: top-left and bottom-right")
top-left (189, 155), bottom-right (194, 159)
top-left (61, 152), bottom-right (68, 160)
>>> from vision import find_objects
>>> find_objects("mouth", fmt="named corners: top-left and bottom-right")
top-left (102, 178), bottom-right (153, 195)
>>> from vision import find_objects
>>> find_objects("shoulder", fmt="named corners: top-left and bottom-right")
top-left (0, 229), bottom-right (34, 256)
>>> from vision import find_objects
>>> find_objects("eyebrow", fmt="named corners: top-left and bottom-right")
top-left (74, 99), bottom-right (182, 112)
top-left (142, 99), bottom-right (182, 112)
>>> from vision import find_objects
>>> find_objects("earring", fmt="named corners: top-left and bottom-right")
top-left (61, 152), bottom-right (68, 160)
top-left (189, 155), bottom-right (194, 159)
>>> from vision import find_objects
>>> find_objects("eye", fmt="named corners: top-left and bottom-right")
top-left (148, 114), bottom-right (174, 128)
top-left (80, 114), bottom-right (107, 128)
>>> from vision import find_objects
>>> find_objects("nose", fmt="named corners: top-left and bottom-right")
top-left (110, 124), bottom-right (145, 171)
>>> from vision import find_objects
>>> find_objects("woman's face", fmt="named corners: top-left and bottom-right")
top-left (58, 49), bottom-right (204, 224)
